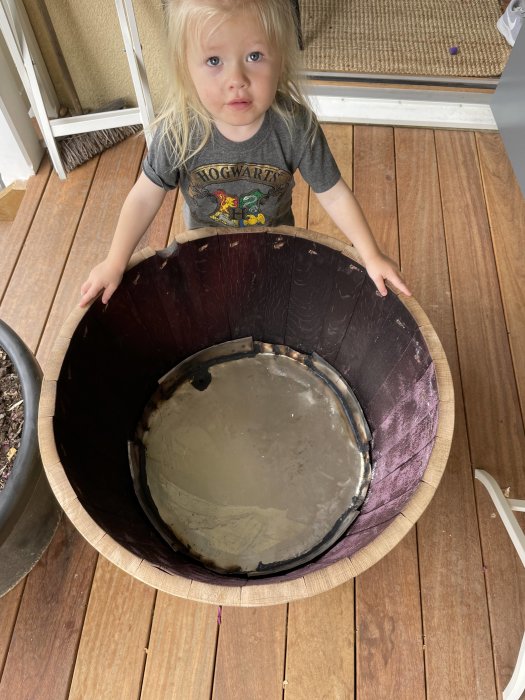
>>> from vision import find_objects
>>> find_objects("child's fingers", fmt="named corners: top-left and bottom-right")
top-left (371, 273), bottom-right (388, 297)
top-left (388, 272), bottom-right (412, 296)
top-left (101, 283), bottom-right (118, 305)
top-left (79, 289), bottom-right (95, 308)
top-left (79, 282), bottom-right (101, 308)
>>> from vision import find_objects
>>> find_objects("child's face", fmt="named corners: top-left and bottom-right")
top-left (186, 9), bottom-right (281, 141)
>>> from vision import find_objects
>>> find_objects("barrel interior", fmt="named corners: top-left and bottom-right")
top-left (53, 228), bottom-right (439, 587)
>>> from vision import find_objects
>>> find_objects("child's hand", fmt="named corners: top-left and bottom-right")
top-left (365, 253), bottom-right (412, 297)
top-left (79, 259), bottom-right (124, 307)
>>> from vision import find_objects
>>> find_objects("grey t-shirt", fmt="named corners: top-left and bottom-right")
top-left (143, 106), bottom-right (340, 229)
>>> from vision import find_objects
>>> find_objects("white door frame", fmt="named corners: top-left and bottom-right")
top-left (0, 32), bottom-right (43, 187)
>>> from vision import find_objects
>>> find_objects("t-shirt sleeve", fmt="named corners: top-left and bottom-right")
top-left (296, 119), bottom-right (341, 193)
top-left (142, 127), bottom-right (180, 190)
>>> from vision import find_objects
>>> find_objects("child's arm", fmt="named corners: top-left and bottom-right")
top-left (80, 173), bottom-right (167, 307)
top-left (315, 178), bottom-right (411, 297)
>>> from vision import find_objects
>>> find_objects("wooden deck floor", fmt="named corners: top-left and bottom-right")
top-left (0, 123), bottom-right (524, 700)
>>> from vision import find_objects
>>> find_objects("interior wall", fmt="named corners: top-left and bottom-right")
top-left (21, 0), bottom-right (168, 114)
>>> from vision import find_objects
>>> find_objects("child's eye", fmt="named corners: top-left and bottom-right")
top-left (206, 56), bottom-right (221, 67)
top-left (247, 51), bottom-right (262, 62)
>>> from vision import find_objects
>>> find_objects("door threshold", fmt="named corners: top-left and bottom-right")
top-left (306, 84), bottom-right (497, 130)
top-left (304, 70), bottom-right (499, 91)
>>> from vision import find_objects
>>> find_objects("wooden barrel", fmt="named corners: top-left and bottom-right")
top-left (38, 226), bottom-right (454, 606)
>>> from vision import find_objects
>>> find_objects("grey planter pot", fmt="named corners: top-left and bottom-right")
top-left (0, 319), bottom-right (61, 597)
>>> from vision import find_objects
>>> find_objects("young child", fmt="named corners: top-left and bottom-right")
top-left (80, 0), bottom-right (410, 307)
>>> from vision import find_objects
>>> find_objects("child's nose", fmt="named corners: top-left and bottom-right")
top-left (227, 62), bottom-right (248, 88)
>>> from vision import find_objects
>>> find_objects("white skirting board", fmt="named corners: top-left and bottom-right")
top-left (306, 85), bottom-right (497, 131)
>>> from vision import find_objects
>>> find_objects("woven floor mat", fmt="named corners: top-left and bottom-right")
top-left (299, 0), bottom-right (510, 77)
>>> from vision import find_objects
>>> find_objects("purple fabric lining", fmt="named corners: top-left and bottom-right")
top-left (369, 363), bottom-right (439, 455)
top-left (362, 334), bottom-right (433, 425)
top-left (354, 442), bottom-right (435, 527)
top-left (372, 409), bottom-right (438, 484)
top-left (329, 517), bottom-right (400, 562)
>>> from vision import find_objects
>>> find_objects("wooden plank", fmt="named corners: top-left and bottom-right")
top-left (0, 519), bottom-right (98, 700)
top-left (37, 136), bottom-right (145, 368)
top-left (435, 131), bottom-right (525, 473)
top-left (313, 247), bottom-right (366, 365)
top-left (435, 129), bottom-right (525, 697)
top-left (475, 134), bottom-right (525, 691)
top-left (212, 605), bottom-right (287, 699)
top-left (476, 132), bottom-right (525, 409)
top-left (0, 181), bottom-right (26, 222)
top-left (307, 123), bottom-right (353, 243)
top-left (396, 127), bottom-right (495, 699)
top-left (219, 230), bottom-right (269, 340)
top-left (284, 235), bottom-right (338, 353)
top-left (334, 276), bottom-right (419, 408)
top-left (351, 125), bottom-right (426, 699)
top-left (285, 584), bottom-right (354, 700)
top-left (0, 159), bottom-right (51, 303)
top-left (68, 557), bottom-right (155, 700)
top-left (140, 594), bottom-right (217, 700)
top-left (356, 532), bottom-right (424, 699)
top-left (354, 125), bottom-right (398, 261)
top-left (152, 234), bottom-right (231, 357)
top-left (0, 158), bottom-right (97, 352)
top-left (262, 231), bottom-right (296, 345)
top-left (0, 580), bottom-right (25, 677)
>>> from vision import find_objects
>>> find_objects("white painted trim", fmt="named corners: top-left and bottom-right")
top-left (115, 0), bottom-right (155, 146)
top-left (50, 107), bottom-right (143, 137)
top-left (475, 469), bottom-right (525, 700)
top-left (0, 0), bottom-right (59, 118)
top-left (307, 85), bottom-right (498, 130)
top-left (1, 0), bottom-right (66, 177)
top-left (0, 31), bottom-right (43, 185)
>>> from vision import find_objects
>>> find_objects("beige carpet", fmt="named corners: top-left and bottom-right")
top-left (300, 0), bottom-right (511, 77)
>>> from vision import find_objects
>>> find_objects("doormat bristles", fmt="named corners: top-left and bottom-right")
top-left (300, 0), bottom-right (511, 77)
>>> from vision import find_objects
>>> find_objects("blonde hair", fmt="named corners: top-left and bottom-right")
top-left (157, 0), bottom-right (315, 168)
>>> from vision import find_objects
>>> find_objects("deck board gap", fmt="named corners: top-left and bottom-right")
top-left (0, 160), bottom-right (52, 307)
top-left (0, 578), bottom-right (27, 680)
top-left (281, 603), bottom-right (290, 699)
top-left (415, 524), bottom-right (429, 700)
top-left (137, 589), bottom-right (158, 700)
top-left (64, 553), bottom-right (101, 700)
top-left (209, 608), bottom-right (221, 700)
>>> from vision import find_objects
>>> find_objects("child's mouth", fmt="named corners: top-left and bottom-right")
top-left (227, 100), bottom-right (251, 110)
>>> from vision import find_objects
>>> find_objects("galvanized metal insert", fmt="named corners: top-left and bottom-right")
top-left (129, 338), bottom-right (371, 577)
